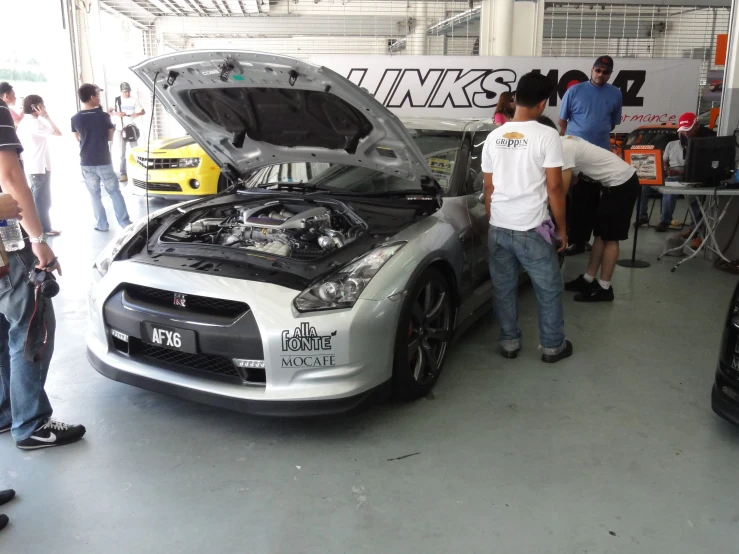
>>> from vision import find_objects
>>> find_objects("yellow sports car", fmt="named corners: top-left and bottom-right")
top-left (127, 136), bottom-right (229, 199)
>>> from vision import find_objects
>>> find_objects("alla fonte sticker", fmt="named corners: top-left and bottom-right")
top-left (281, 323), bottom-right (337, 368)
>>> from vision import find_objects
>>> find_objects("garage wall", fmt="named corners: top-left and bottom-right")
top-left (542, 3), bottom-right (730, 112)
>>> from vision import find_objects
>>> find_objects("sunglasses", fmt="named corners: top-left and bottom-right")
top-left (594, 68), bottom-right (612, 75)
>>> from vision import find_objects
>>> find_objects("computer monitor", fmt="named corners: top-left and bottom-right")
top-left (684, 136), bottom-right (736, 187)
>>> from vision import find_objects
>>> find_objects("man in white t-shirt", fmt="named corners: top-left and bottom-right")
top-left (16, 94), bottom-right (62, 236)
top-left (636, 139), bottom-right (682, 232)
top-left (481, 73), bottom-right (572, 364)
top-left (553, 127), bottom-right (639, 302)
top-left (108, 82), bottom-right (144, 183)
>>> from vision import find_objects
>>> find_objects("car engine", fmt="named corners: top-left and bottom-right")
top-left (164, 200), bottom-right (366, 261)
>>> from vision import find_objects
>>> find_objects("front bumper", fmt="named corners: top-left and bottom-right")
top-left (87, 262), bottom-right (402, 414)
top-left (712, 360), bottom-right (739, 427)
top-left (87, 346), bottom-right (390, 416)
top-left (126, 161), bottom-right (220, 197)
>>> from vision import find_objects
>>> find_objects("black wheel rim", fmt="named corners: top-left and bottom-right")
top-left (407, 280), bottom-right (452, 386)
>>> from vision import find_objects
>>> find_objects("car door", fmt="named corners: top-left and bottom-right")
top-left (463, 128), bottom-right (492, 286)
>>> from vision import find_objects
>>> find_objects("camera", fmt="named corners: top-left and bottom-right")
top-left (28, 269), bottom-right (59, 298)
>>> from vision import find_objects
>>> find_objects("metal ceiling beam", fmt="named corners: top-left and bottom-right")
top-left (181, 0), bottom-right (206, 15)
top-left (159, 0), bottom-right (188, 15)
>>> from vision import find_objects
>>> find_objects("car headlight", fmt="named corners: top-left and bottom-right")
top-left (94, 220), bottom-right (148, 277)
top-left (294, 243), bottom-right (405, 312)
top-left (178, 158), bottom-right (200, 168)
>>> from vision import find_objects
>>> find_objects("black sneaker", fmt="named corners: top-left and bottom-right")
top-left (0, 423), bottom-right (10, 435)
top-left (0, 514), bottom-right (8, 532)
top-left (565, 274), bottom-right (593, 293)
top-left (541, 340), bottom-right (573, 363)
top-left (655, 221), bottom-right (669, 233)
top-left (15, 419), bottom-right (86, 450)
top-left (0, 489), bottom-right (14, 507)
top-left (634, 216), bottom-right (649, 228)
top-left (574, 282), bottom-right (615, 303)
top-left (500, 346), bottom-right (522, 359)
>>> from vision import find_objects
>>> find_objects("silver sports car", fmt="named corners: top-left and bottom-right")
top-left (86, 50), bottom-right (499, 415)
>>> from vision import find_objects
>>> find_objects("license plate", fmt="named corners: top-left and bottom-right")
top-left (142, 323), bottom-right (197, 353)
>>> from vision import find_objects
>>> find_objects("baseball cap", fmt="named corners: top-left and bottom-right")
top-left (677, 112), bottom-right (697, 132)
top-left (120, 82), bottom-right (131, 92)
top-left (593, 56), bottom-right (614, 72)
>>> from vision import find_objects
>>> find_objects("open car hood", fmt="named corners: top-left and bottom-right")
top-left (131, 51), bottom-right (439, 193)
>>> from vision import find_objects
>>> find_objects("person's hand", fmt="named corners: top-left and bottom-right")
top-left (32, 243), bottom-right (61, 276)
top-left (107, 107), bottom-right (114, 115)
top-left (557, 230), bottom-right (568, 253)
top-left (32, 105), bottom-right (49, 119)
top-left (116, 111), bottom-right (126, 118)
top-left (0, 194), bottom-right (22, 220)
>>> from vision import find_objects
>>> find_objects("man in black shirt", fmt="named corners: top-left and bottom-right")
top-left (0, 99), bottom-right (86, 457)
top-left (71, 84), bottom-right (132, 232)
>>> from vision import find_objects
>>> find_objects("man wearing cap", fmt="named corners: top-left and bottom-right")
top-left (558, 56), bottom-right (623, 256)
top-left (637, 112), bottom-right (715, 237)
top-left (109, 82), bottom-right (144, 183)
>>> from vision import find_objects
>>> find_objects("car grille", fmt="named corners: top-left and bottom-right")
top-left (127, 337), bottom-right (240, 379)
top-left (134, 156), bottom-right (185, 170)
top-left (132, 179), bottom-right (183, 192)
top-left (124, 284), bottom-right (249, 318)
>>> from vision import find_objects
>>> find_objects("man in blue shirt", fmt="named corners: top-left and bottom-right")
top-left (558, 56), bottom-right (623, 150)
top-left (71, 84), bottom-right (131, 232)
top-left (558, 56), bottom-right (623, 255)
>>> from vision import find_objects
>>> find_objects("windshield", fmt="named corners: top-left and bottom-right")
top-left (243, 130), bottom-right (464, 194)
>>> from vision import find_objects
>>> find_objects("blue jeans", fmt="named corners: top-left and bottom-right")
top-left (29, 171), bottom-right (52, 233)
top-left (639, 185), bottom-right (677, 225)
top-left (0, 249), bottom-right (56, 441)
top-left (488, 226), bottom-right (565, 351)
top-left (82, 164), bottom-right (132, 231)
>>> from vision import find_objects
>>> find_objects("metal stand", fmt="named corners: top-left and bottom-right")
top-left (617, 190), bottom-right (650, 268)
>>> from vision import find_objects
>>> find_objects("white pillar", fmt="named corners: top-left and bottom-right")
top-left (408, 1), bottom-right (429, 56)
top-left (719, 0), bottom-right (739, 136)
top-left (511, 0), bottom-right (546, 57)
top-left (492, 0), bottom-right (514, 56)
top-left (481, 0), bottom-right (542, 57)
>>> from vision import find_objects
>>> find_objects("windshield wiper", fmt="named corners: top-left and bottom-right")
top-left (254, 181), bottom-right (318, 193)
top-left (308, 188), bottom-right (433, 198)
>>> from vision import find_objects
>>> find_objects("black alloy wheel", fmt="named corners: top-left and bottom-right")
top-left (393, 268), bottom-right (454, 400)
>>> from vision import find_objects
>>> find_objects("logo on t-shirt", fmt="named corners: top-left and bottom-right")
top-left (496, 132), bottom-right (528, 149)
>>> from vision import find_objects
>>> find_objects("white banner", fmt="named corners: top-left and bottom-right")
top-left (310, 55), bottom-right (701, 134)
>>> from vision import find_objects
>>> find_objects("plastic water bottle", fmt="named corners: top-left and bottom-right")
top-left (0, 219), bottom-right (25, 252)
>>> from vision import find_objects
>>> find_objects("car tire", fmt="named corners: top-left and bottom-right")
top-left (392, 267), bottom-right (454, 401)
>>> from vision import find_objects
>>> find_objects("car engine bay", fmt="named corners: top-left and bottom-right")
top-left (161, 199), bottom-right (368, 261)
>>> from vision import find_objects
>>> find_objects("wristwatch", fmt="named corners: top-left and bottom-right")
top-left (29, 234), bottom-right (48, 244)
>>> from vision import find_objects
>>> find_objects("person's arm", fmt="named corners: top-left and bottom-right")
top-left (480, 134), bottom-right (495, 220)
top-left (562, 169), bottom-right (572, 194)
top-left (33, 106), bottom-right (62, 137)
top-left (483, 173), bottom-right (494, 221)
top-left (611, 89), bottom-right (623, 132)
top-left (546, 167), bottom-right (567, 252)
top-left (0, 150), bottom-right (61, 273)
top-left (74, 132), bottom-right (81, 143)
top-left (558, 89), bottom-right (572, 136)
top-left (133, 98), bottom-right (145, 118)
top-left (106, 113), bottom-right (116, 142)
top-left (543, 132), bottom-right (567, 251)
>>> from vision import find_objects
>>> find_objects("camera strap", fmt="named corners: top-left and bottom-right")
top-left (23, 285), bottom-right (49, 363)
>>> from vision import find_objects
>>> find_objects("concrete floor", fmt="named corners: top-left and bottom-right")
top-left (2, 164), bottom-right (739, 553)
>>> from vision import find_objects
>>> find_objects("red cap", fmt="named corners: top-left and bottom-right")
top-left (677, 112), bottom-right (697, 133)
